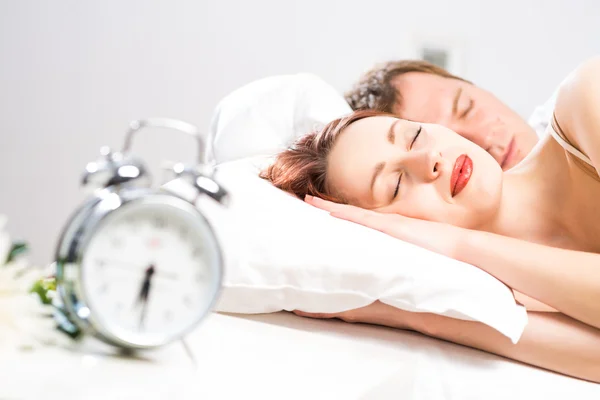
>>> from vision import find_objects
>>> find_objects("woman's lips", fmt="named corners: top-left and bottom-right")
top-left (451, 154), bottom-right (473, 197)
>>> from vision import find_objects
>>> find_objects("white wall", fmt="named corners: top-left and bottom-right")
top-left (1, 0), bottom-right (599, 265)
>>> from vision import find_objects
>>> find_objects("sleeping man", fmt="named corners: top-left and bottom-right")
top-left (344, 60), bottom-right (545, 170)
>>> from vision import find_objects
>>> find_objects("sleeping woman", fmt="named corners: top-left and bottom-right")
top-left (261, 58), bottom-right (600, 382)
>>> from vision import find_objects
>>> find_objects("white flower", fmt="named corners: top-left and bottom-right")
top-left (0, 215), bottom-right (10, 265)
top-left (0, 216), bottom-right (70, 351)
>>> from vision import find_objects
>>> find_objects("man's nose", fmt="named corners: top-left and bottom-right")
top-left (454, 122), bottom-right (490, 150)
top-left (455, 119), bottom-right (507, 164)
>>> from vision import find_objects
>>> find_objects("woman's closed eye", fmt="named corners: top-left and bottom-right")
top-left (410, 125), bottom-right (422, 149)
top-left (393, 125), bottom-right (422, 199)
top-left (392, 173), bottom-right (402, 199)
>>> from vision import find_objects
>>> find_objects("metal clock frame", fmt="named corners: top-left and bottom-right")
top-left (54, 117), bottom-right (226, 350)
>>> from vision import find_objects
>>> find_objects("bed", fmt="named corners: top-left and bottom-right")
top-left (5, 74), bottom-right (597, 399)
top-left (3, 311), bottom-right (599, 399)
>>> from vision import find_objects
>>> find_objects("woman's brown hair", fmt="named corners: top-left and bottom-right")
top-left (260, 109), bottom-right (394, 202)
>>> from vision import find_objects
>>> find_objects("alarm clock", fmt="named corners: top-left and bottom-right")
top-left (55, 118), bottom-right (227, 350)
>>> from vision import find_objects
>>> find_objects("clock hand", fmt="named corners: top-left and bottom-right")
top-left (136, 264), bottom-right (155, 330)
top-left (97, 258), bottom-right (178, 280)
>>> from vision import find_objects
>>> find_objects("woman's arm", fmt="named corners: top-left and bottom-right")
top-left (404, 307), bottom-right (600, 383)
top-left (453, 58), bottom-right (600, 323)
top-left (305, 196), bottom-right (600, 329)
top-left (457, 230), bottom-right (600, 330)
top-left (418, 312), bottom-right (600, 382)
top-left (295, 301), bottom-right (600, 383)
top-left (459, 58), bottom-right (600, 326)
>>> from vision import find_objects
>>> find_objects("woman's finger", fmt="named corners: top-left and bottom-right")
top-left (293, 310), bottom-right (337, 319)
top-left (305, 195), bottom-right (404, 237)
top-left (306, 195), bottom-right (372, 217)
top-left (304, 194), bottom-right (332, 209)
top-left (331, 208), bottom-right (400, 236)
top-left (305, 195), bottom-right (348, 213)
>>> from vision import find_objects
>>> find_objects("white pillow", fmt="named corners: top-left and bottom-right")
top-left (164, 158), bottom-right (528, 344)
top-left (527, 87), bottom-right (559, 139)
top-left (206, 73), bottom-right (352, 164)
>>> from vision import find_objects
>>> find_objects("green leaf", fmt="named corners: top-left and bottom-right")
top-left (6, 241), bottom-right (28, 264)
top-left (29, 274), bottom-right (84, 341)
top-left (30, 279), bottom-right (52, 305)
top-left (53, 307), bottom-right (83, 340)
top-left (29, 276), bottom-right (56, 305)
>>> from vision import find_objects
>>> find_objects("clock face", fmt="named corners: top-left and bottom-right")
top-left (80, 199), bottom-right (221, 346)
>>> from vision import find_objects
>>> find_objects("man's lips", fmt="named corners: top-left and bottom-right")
top-left (451, 154), bottom-right (473, 197)
top-left (500, 137), bottom-right (516, 169)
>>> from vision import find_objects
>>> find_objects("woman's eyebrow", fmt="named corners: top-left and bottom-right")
top-left (370, 162), bottom-right (386, 193)
top-left (387, 119), bottom-right (400, 144)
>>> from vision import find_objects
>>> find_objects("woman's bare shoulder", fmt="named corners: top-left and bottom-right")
top-left (554, 57), bottom-right (600, 169)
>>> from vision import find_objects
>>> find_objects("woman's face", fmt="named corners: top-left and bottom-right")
top-left (326, 116), bottom-right (504, 229)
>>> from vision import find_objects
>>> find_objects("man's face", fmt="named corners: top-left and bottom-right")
top-left (391, 72), bottom-right (539, 170)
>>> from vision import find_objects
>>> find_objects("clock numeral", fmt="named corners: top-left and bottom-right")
top-left (195, 271), bottom-right (206, 283)
top-left (96, 259), bottom-right (106, 269)
top-left (183, 295), bottom-right (192, 308)
top-left (110, 237), bottom-right (123, 248)
top-left (192, 247), bottom-right (203, 258)
top-left (125, 217), bottom-right (138, 231)
top-left (164, 310), bottom-right (174, 322)
top-left (115, 302), bottom-right (124, 312)
top-left (97, 282), bottom-right (109, 295)
top-left (179, 226), bottom-right (188, 239)
top-left (153, 217), bottom-right (166, 229)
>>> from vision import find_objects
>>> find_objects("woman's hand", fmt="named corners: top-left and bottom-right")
top-left (293, 301), bottom-right (418, 331)
top-left (305, 195), bottom-right (466, 259)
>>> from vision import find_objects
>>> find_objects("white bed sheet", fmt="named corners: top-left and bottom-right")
top-left (197, 312), bottom-right (600, 399)
top-left (2, 312), bottom-right (598, 399)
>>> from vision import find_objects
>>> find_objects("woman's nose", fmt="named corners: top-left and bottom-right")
top-left (405, 150), bottom-right (442, 182)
